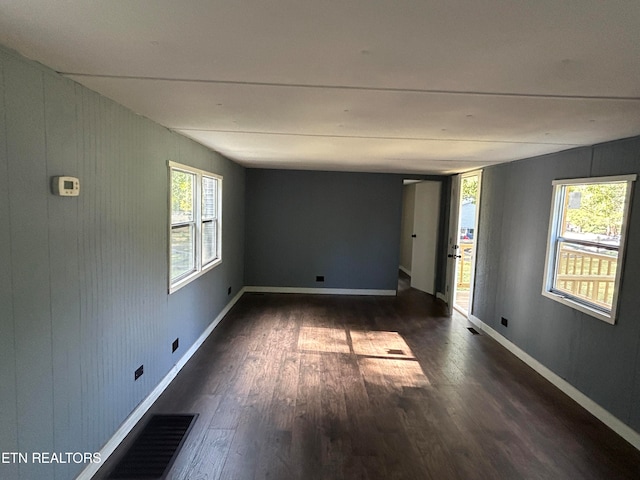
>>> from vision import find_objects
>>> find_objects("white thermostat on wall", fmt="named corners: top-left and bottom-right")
top-left (52, 176), bottom-right (80, 196)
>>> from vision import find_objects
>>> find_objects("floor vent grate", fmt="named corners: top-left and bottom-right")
top-left (467, 327), bottom-right (480, 335)
top-left (108, 414), bottom-right (198, 479)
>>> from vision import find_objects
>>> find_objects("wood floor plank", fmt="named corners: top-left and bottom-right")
top-left (170, 428), bottom-right (234, 480)
top-left (268, 351), bottom-right (300, 430)
top-left (339, 353), bottom-right (383, 458)
top-left (166, 394), bottom-right (223, 479)
top-left (217, 406), bottom-right (264, 480)
top-left (253, 427), bottom-right (294, 480)
top-left (208, 394), bottom-right (245, 430)
top-left (291, 352), bottom-right (324, 479)
top-left (93, 274), bottom-right (640, 480)
top-left (318, 352), bottom-right (352, 477)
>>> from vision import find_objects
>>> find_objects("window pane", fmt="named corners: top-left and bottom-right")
top-left (561, 182), bottom-right (627, 247)
top-left (554, 241), bottom-right (618, 310)
top-left (171, 225), bottom-right (195, 280)
top-left (171, 170), bottom-right (195, 224)
top-left (202, 176), bottom-right (217, 219)
top-left (202, 220), bottom-right (217, 264)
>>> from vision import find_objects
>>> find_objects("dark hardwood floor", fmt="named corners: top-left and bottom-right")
top-left (95, 275), bottom-right (640, 479)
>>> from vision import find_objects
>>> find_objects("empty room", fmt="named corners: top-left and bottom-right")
top-left (2, 2), bottom-right (640, 479)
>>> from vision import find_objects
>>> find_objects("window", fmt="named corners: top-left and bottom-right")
top-left (169, 161), bottom-right (222, 293)
top-left (542, 175), bottom-right (636, 324)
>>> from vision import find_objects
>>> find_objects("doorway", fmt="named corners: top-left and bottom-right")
top-left (399, 180), bottom-right (441, 296)
top-left (452, 172), bottom-right (481, 316)
top-left (411, 181), bottom-right (441, 295)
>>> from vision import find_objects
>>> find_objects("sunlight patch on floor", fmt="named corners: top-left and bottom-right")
top-left (358, 357), bottom-right (431, 389)
top-left (297, 326), bottom-right (430, 388)
top-left (298, 326), bottom-right (350, 354)
top-left (350, 330), bottom-right (416, 360)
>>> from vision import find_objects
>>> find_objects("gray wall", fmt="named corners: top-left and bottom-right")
top-left (0, 47), bottom-right (244, 480)
top-left (244, 169), bottom-right (403, 291)
top-left (473, 136), bottom-right (640, 432)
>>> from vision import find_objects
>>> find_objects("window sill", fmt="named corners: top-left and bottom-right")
top-left (169, 258), bottom-right (222, 294)
top-left (541, 290), bottom-right (615, 325)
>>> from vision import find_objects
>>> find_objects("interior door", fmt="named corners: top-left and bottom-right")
top-left (410, 181), bottom-right (441, 295)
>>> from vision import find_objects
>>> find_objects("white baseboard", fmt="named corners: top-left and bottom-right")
top-left (399, 265), bottom-right (411, 276)
top-left (76, 288), bottom-right (247, 480)
top-left (468, 314), bottom-right (640, 451)
top-left (244, 286), bottom-right (396, 296)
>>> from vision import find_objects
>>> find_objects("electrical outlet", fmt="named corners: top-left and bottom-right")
top-left (135, 365), bottom-right (144, 381)
top-left (172, 338), bottom-right (179, 353)
top-left (501, 317), bottom-right (509, 327)
top-left (316, 275), bottom-right (325, 282)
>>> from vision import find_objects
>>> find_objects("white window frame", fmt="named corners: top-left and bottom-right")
top-left (168, 161), bottom-right (222, 293)
top-left (542, 174), bottom-right (636, 324)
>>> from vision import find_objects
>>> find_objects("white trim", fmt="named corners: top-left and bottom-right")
top-left (552, 174), bottom-right (637, 186)
top-left (444, 174), bottom-right (461, 313)
top-left (468, 314), bottom-right (640, 451)
top-left (76, 288), bottom-right (247, 480)
top-left (436, 292), bottom-right (447, 302)
top-left (542, 175), bottom-right (636, 324)
top-left (169, 258), bottom-right (222, 294)
top-left (399, 265), bottom-right (411, 276)
top-left (168, 160), bottom-right (223, 294)
top-left (541, 181), bottom-right (564, 309)
top-left (244, 286), bottom-right (396, 296)
top-left (541, 290), bottom-right (614, 324)
top-left (457, 170), bottom-right (482, 316)
top-left (168, 160), bottom-right (223, 179)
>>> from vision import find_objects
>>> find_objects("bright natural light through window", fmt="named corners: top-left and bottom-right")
top-left (542, 175), bottom-right (636, 324)
top-left (169, 161), bottom-right (222, 293)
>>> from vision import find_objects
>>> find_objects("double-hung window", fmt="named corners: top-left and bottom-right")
top-left (542, 175), bottom-right (636, 324)
top-left (169, 161), bottom-right (222, 293)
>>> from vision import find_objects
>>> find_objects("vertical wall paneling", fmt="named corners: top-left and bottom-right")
top-left (167, 135), bottom-right (246, 353)
top-left (473, 142), bottom-right (640, 433)
top-left (74, 89), bottom-right (173, 456)
top-left (0, 52), bottom-right (19, 480)
top-left (472, 166), bottom-right (506, 324)
top-left (44, 73), bottom-right (83, 480)
top-left (589, 137), bottom-right (640, 427)
top-left (4, 54), bottom-right (55, 479)
top-left (78, 85), bottom-right (100, 455)
top-left (0, 46), bottom-right (246, 480)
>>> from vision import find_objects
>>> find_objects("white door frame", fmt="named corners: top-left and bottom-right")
top-left (444, 175), bottom-right (461, 313)
top-left (446, 170), bottom-right (482, 316)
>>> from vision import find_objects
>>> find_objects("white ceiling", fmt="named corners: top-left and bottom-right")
top-left (1, 0), bottom-right (639, 174)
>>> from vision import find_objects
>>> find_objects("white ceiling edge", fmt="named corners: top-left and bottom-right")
top-left (1, 1), bottom-right (639, 175)
top-left (175, 128), bottom-right (590, 175)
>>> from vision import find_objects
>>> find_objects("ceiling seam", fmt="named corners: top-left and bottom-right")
top-left (60, 73), bottom-right (640, 102)
top-left (175, 128), bottom-right (583, 146)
